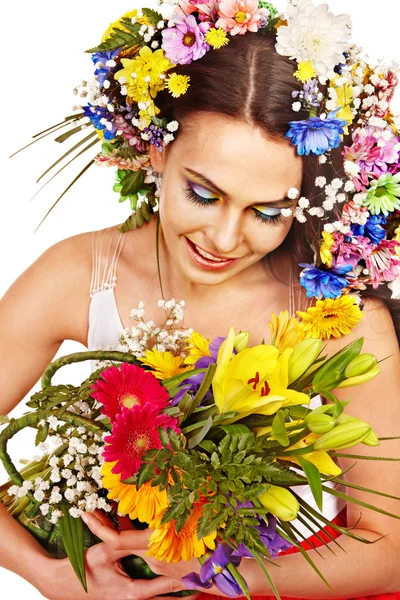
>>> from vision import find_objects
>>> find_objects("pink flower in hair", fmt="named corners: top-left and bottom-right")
top-left (216, 0), bottom-right (262, 35)
top-left (366, 239), bottom-right (400, 288)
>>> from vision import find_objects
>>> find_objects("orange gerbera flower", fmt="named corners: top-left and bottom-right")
top-left (147, 500), bottom-right (216, 562)
top-left (101, 460), bottom-right (168, 523)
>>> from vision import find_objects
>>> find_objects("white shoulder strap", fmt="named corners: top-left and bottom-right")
top-left (89, 227), bottom-right (127, 298)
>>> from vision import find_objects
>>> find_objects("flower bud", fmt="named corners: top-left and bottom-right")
top-left (258, 485), bottom-right (299, 521)
top-left (344, 354), bottom-right (377, 378)
top-left (234, 332), bottom-right (250, 353)
top-left (306, 413), bottom-right (336, 434)
top-left (336, 364), bottom-right (380, 389)
top-left (313, 421), bottom-right (372, 451)
top-left (362, 429), bottom-right (380, 447)
top-left (288, 339), bottom-right (323, 384)
top-left (312, 338), bottom-right (364, 393)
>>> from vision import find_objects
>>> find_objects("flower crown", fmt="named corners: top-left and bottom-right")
top-left (22, 0), bottom-right (400, 337)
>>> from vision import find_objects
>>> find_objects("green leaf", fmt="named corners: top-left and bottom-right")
top-left (142, 8), bottom-right (164, 25)
top-left (198, 439), bottom-right (217, 453)
top-left (57, 505), bottom-right (87, 591)
top-left (271, 411), bottom-right (290, 447)
top-left (158, 427), bottom-right (170, 448)
top-left (298, 457), bottom-right (323, 511)
top-left (136, 462), bottom-right (156, 489)
top-left (220, 424), bottom-right (252, 436)
top-left (86, 27), bottom-right (142, 53)
top-left (35, 423), bottom-right (49, 445)
top-left (251, 550), bottom-right (281, 600)
top-left (188, 415), bottom-right (214, 449)
top-left (185, 364), bottom-right (217, 421)
top-left (0, 415), bottom-right (10, 425)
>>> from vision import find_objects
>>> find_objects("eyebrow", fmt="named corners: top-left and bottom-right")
top-left (183, 167), bottom-right (297, 207)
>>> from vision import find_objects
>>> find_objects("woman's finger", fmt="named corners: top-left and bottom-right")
top-left (126, 575), bottom-right (186, 599)
top-left (82, 512), bottom-right (150, 550)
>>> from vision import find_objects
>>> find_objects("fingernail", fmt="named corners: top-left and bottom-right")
top-left (81, 513), bottom-right (90, 524)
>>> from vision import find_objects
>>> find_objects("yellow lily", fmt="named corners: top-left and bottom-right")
top-left (212, 328), bottom-right (309, 419)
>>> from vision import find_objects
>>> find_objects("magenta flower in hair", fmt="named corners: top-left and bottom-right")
top-left (161, 15), bottom-right (210, 65)
top-left (286, 109), bottom-right (347, 156)
top-left (103, 402), bottom-right (180, 480)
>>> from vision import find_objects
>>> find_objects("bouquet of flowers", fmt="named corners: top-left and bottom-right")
top-left (0, 302), bottom-right (397, 599)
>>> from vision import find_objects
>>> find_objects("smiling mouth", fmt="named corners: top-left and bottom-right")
top-left (185, 237), bottom-right (242, 270)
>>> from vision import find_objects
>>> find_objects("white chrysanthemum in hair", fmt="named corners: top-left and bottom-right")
top-left (276, 0), bottom-right (352, 77)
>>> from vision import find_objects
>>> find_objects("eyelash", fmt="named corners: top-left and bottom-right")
top-left (183, 186), bottom-right (285, 226)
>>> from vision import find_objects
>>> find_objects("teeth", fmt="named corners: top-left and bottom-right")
top-left (194, 244), bottom-right (227, 262)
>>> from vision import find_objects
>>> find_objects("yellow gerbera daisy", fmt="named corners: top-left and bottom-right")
top-left (184, 331), bottom-right (211, 365)
top-left (297, 296), bottom-right (363, 339)
top-left (268, 311), bottom-right (304, 352)
top-left (102, 10), bottom-right (151, 42)
top-left (101, 461), bottom-right (168, 523)
top-left (139, 349), bottom-right (190, 380)
top-left (319, 230), bottom-right (334, 267)
top-left (205, 28), bottom-right (229, 49)
top-left (294, 60), bottom-right (316, 83)
top-left (166, 73), bottom-right (191, 98)
top-left (147, 501), bottom-right (216, 562)
top-left (115, 48), bottom-right (173, 104)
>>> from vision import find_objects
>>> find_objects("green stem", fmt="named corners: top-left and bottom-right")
top-left (41, 350), bottom-right (140, 388)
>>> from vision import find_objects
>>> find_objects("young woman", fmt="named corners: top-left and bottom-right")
top-left (0, 1), bottom-right (400, 598)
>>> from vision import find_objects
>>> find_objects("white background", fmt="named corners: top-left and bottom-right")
top-left (1, 0), bottom-right (399, 597)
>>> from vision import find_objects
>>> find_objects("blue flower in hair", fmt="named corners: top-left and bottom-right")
top-left (351, 214), bottom-right (387, 245)
top-left (286, 109), bottom-right (347, 156)
top-left (83, 104), bottom-right (117, 140)
top-left (299, 263), bottom-right (352, 299)
top-left (91, 49), bottom-right (121, 86)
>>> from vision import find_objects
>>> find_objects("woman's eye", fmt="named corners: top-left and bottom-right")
top-left (188, 181), bottom-right (218, 200)
top-left (252, 205), bottom-right (285, 225)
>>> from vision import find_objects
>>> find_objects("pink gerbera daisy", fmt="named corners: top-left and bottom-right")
top-left (215, 0), bottom-right (262, 35)
top-left (91, 362), bottom-right (170, 423)
top-left (103, 403), bottom-right (180, 480)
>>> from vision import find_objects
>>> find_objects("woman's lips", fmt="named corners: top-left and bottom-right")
top-left (185, 237), bottom-right (241, 270)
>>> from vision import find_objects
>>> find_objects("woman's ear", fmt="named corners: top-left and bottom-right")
top-left (149, 143), bottom-right (166, 174)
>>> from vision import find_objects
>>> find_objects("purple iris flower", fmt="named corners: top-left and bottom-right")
top-left (182, 544), bottom-right (246, 597)
top-left (172, 336), bottom-right (227, 406)
top-left (286, 109), bottom-right (347, 156)
top-left (352, 214), bottom-right (387, 245)
top-left (299, 263), bottom-right (352, 299)
top-left (91, 49), bottom-right (120, 86)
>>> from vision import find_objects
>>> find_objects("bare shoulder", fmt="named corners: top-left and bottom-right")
top-left (0, 224), bottom-right (121, 346)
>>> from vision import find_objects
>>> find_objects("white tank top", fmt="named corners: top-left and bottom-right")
top-left (86, 226), bottom-right (346, 536)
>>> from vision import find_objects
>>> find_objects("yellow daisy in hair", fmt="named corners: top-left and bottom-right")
top-left (102, 9), bottom-right (151, 42)
top-left (184, 331), bottom-right (211, 365)
top-left (297, 295), bottom-right (363, 339)
top-left (101, 461), bottom-right (168, 523)
top-left (139, 349), bottom-right (190, 380)
top-left (166, 73), bottom-right (191, 98)
top-left (205, 28), bottom-right (229, 49)
top-left (319, 230), bottom-right (334, 268)
top-left (268, 311), bottom-right (304, 352)
top-left (294, 60), bottom-right (316, 83)
top-left (147, 501), bottom-right (216, 562)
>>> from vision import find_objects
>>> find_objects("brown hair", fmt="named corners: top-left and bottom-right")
top-left (156, 28), bottom-right (400, 338)
top-left (156, 29), bottom-right (325, 277)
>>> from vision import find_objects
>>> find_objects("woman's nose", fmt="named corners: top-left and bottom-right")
top-left (210, 210), bottom-right (245, 255)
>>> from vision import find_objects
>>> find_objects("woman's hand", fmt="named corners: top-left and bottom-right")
top-left (81, 510), bottom-right (202, 582)
top-left (37, 511), bottom-right (195, 600)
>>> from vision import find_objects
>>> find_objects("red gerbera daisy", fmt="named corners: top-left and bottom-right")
top-left (103, 402), bottom-right (180, 480)
top-left (91, 362), bottom-right (170, 422)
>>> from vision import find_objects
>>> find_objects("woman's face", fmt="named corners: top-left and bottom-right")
top-left (151, 113), bottom-right (303, 286)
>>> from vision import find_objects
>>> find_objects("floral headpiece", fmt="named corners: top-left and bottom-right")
top-left (21, 0), bottom-right (400, 336)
